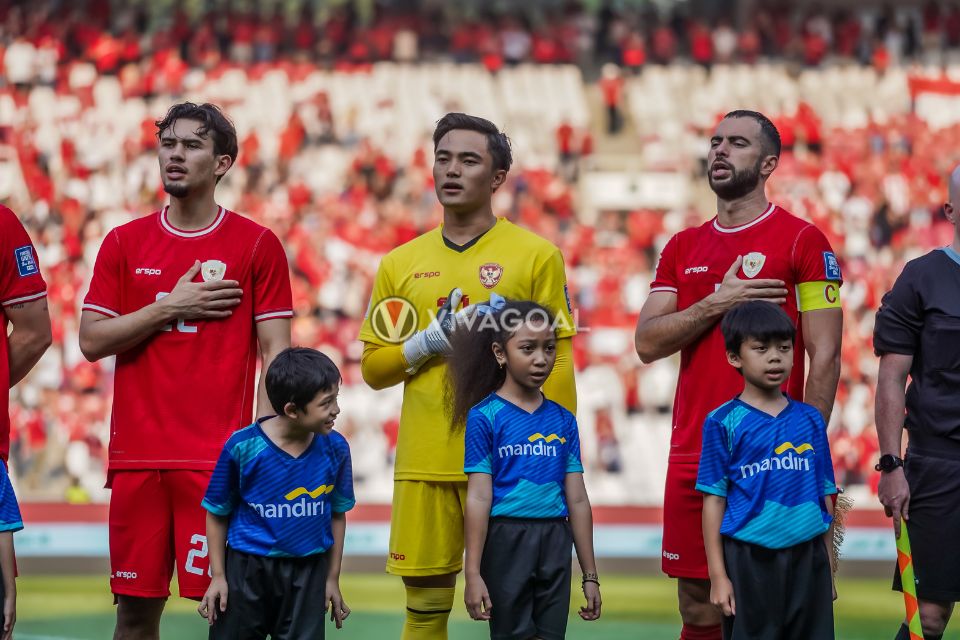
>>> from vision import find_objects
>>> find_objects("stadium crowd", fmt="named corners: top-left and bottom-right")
top-left (2, 0), bottom-right (959, 504)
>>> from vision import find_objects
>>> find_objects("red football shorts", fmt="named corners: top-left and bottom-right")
top-left (662, 461), bottom-right (709, 579)
top-left (108, 470), bottom-right (212, 599)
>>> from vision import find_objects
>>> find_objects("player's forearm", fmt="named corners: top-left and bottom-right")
top-left (7, 322), bottom-right (51, 387)
top-left (803, 345), bottom-right (841, 424)
top-left (541, 338), bottom-right (576, 414)
top-left (634, 296), bottom-right (723, 363)
top-left (206, 512), bottom-right (228, 578)
top-left (568, 494), bottom-right (598, 576)
top-left (875, 370), bottom-right (908, 456)
top-left (255, 324), bottom-right (290, 418)
top-left (328, 512), bottom-right (346, 581)
top-left (463, 480), bottom-right (492, 577)
top-left (79, 303), bottom-right (176, 361)
top-left (702, 495), bottom-right (728, 581)
top-left (0, 532), bottom-right (15, 598)
top-left (360, 342), bottom-right (409, 390)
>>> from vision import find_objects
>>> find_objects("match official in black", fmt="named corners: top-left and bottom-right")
top-left (874, 165), bottom-right (960, 640)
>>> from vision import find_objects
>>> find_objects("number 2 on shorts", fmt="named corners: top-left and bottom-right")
top-left (185, 533), bottom-right (211, 577)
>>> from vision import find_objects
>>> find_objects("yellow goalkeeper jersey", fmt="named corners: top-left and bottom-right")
top-left (358, 217), bottom-right (576, 482)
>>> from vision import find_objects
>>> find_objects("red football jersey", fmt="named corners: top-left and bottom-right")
top-left (83, 207), bottom-right (293, 470)
top-left (650, 204), bottom-right (842, 463)
top-left (0, 206), bottom-right (47, 461)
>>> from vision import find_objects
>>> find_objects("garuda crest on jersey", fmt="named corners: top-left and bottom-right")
top-left (201, 259), bottom-right (227, 282)
top-left (479, 263), bottom-right (503, 289)
top-left (741, 252), bottom-right (766, 279)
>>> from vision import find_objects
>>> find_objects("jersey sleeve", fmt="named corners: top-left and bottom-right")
top-left (0, 208), bottom-right (47, 308)
top-left (695, 415), bottom-right (730, 497)
top-left (0, 462), bottom-right (22, 533)
top-left (251, 229), bottom-right (294, 323)
top-left (464, 409), bottom-right (494, 474)
top-left (650, 233), bottom-right (679, 294)
top-left (357, 254), bottom-right (396, 346)
top-left (82, 230), bottom-right (123, 317)
top-left (873, 260), bottom-right (922, 356)
top-left (810, 408), bottom-right (838, 497)
top-left (792, 225), bottom-right (843, 285)
top-left (201, 445), bottom-right (240, 516)
top-left (565, 412), bottom-right (584, 473)
top-left (331, 436), bottom-right (356, 513)
top-left (533, 248), bottom-right (576, 339)
top-left (792, 225), bottom-right (843, 312)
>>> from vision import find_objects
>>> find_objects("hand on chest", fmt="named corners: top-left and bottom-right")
top-left (679, 243), bottom-right (793, 295)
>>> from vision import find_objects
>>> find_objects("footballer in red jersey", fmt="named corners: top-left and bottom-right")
top-left (635, 111), bottom-right (842, 638)
top-left (0, 206), bottom-right (52, 461)
top-left (79, 103), bottom-right (291, 639)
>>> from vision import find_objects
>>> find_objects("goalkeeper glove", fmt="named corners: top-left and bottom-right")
top-left (402, 288), bottom-right (463, 374)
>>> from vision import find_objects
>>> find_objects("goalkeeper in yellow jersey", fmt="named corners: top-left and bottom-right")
top-left (358, 113), bottom-right (577, 639)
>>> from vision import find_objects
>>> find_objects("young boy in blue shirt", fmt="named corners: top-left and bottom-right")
top-left (199, 347), bottom-right (355, 639)
top-left (697, 301), bottom-right (837, 639)
top-left (0, 460), bottom-right (21, 639)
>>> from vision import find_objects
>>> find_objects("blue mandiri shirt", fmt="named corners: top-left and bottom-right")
top-left (696, 397), bottom-right (837, 549)
top-left (464, 393), bottom-right (583, 518)
top-left (202, 419), bottom-right (355, 558)
top-left (0, 461), bottom-right (22, 534)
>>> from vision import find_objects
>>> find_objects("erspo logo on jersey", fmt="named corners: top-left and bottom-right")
top-left (370, 296), bottom-right (419, 344)
top-left (739, 441), bottom-right (814, 479)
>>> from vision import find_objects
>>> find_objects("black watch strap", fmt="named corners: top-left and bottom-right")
top-left (875, 454), bottom-right (904, 473)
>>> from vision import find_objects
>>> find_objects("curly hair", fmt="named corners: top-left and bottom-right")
top-left (445, 300), bottom-right (556, 431)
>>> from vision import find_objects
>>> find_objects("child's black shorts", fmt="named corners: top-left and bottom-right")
top-left (480, 517), bottom-right (573, 640)
top-left (721, 535), bottom-right (834, 640)
top-left (210, 548), bottom-right (330, 640)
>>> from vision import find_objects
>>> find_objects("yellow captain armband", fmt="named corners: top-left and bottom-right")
top-left (797, 280), bottom-right (842, 311)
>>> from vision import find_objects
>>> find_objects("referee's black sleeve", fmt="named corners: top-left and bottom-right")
top-left (874, 260), bottom-right (923, 356)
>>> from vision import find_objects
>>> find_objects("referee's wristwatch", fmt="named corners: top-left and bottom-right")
top-left (875, 454), bottom-right (904, 473)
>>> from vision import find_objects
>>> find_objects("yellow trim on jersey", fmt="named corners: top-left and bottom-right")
top-left (797, 280), bottom-right (841, 311)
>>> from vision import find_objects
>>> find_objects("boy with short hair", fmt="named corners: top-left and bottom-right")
top-left (697, 301), bottom-right (837, 639)
top-left (199, 347), bottom-right (354, 639)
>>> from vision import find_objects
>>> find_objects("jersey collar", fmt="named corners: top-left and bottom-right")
top-left (712, 203), bottom-right (776, 234)
top-left (160, 205), bottom-right (227, 238)
top-left (940, 245), bottom-right (960, 268)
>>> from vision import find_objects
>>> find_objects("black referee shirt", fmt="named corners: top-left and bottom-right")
top-left (874, 248), bottom-right (960, 452)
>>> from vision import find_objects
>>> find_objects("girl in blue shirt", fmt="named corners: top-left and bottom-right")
top-left (447, 300), bottom-right (600, 640)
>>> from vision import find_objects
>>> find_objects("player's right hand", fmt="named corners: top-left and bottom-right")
top-left (402, 287), bottom-right (464, 374)
top-left (198, 576), bottom-right (228, 625)
top-left (158, 261), bottom-right (243, 321)
top-left (878, 466), bottom-right (910, 538)
top-left (464, 574), bottom-right (493, 621)
top-left (711, 256), bottom-right (788, 310)
top-left (710, 575), bottom-right (736, 617)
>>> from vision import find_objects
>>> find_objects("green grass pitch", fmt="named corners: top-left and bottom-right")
top-left (13, 573), bottom-right (959, 639)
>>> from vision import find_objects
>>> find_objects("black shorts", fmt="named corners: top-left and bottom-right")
top-left (721, 536), bottom-right (834, 640)
top-left (892, 450), bottom-right (960, 602)
top-left (480, 517), bottom-right (573, 640)
top-left (210, 548), bottom-right (330, 640)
